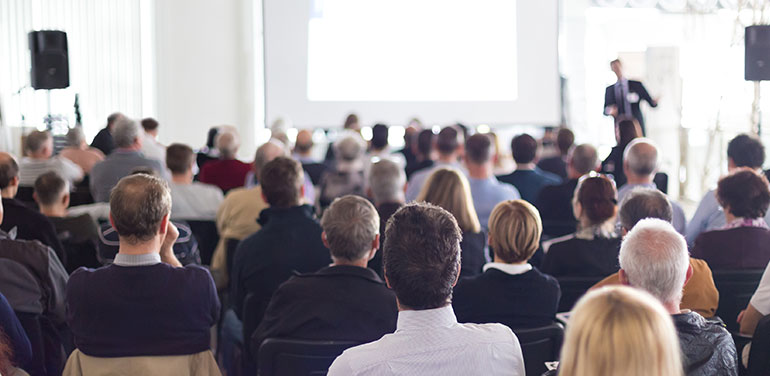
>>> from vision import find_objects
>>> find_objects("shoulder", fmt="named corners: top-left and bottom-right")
top-left (456, 322), bottom-right (519, 344)
top-left (543, 234), bottom-right (575, 253)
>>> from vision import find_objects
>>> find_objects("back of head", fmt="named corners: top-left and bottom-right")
top-left (369, 159), bottom-right (406, 204)
top-left (617, 119), bottom-right (641, 147)
top-left (141, 117), bottom-right (159, 132)
top-left (371, 124), bottom-right (389, 150)
top-left (560, 286), bottom-right (683, 376)
top-left (254, 140), bottom-right (287, 181)
top-left (383, 202), bottom-right (462, 310)
top-left (111, 117), bottom-right (141, 148)
top-left (107, 112), bottom-right (125, 130)
top-left (344, 113), bottom-right (359, 130)
top-left (556, 128), bottom-right (575, 155)
top-left (166, 144), bottom-right (194, 175)
top-left (511, 134), bottom-right (537, 164)
top-left (624, 138), bottom-right (658, 177)
top-left (570, 144), bottom-right (598, 175)
top-left (25, 130), bottom-right (52, 155)
top-left (334, 134), bottom-right (365, 162)
top-left (34, 171), bottom-right (68, 206)
top-left (110, 174), bottom-right (171, 244)
top-left (464, 133), bottom-right (493, 165)
top-left (417, 168), bottom-right (481, 233)
top-left (216, 130), bottom-right (240, 159)
top-left (205, 127), bottom-right (220, 149)
top-left (416, 129), bottom-right (435, 157)
top-left (489, 200), bottom-right (542, 263)
top-left (0, 153), bottom-right (19, 189)
top-left (295, 129), bottom-right (314, 153)
top-left (321, 195), bottom-right (380, 261)
top-left (576, 175), bottom-right (617, 225)
top-left (66, 127), bottom-right (86, 147)
top-left (436, 127), bottom-right (460, 156)
top-left (728, 134), bottom-right (765, 168)
top-left (260, 156), bottom-right (303, 208)
top-left (619, 188), bottom-right (673, 231)
top-left (717, 169), bottom-right (770, 219)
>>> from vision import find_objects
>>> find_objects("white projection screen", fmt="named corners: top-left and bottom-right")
top-left (263, 0), bottom-right (559, 128)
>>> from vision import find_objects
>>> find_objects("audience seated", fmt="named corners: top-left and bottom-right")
top-left (19, 130), bottom-right (83, 187)
top-left (618, 138), bottom-right (687, 234)
top-left (536, 144), bottom-right (598, 239)
top-left (328, 203), bottom-right (525, 375)
top-left (398, 122), bottom-right (419, 169)
top-left (324, 113), bottom-right (360, 164)
top-left (367, 123), bottom-right (406, 169)
top-left (0, 292), bottom-right (32, 373)
top-left (453, 200), bottom-right (560, 329)
top-left (198, 129), bottom-right (252, 193)
top-left (405, 129), bottom-right (435, 179)
top-left (0, 152), bottom-right (67, 265)
top-left (140, 117), bottom-right (167, 167)
top-left (59, 127), bottom-right (105, 174)
top-left (537, 127), bottom-right (573, 180)
top-left (417, 168), bottom-right (487, 278)
top-left (464, 134), bottom-right (521, 230)
top-left (692, 170), bottom-right (770, 270)
top-left (618, 219), bottom-right (738, 375)
top-left (558, 286), bottom-right (683, 376)
top-left (593, 188), bottom-right (718, 318)
top-left (366, 159), bottom-right (406, 277)
top-left (166, 144), bottom-right (223, 221)
top-left (294, 129), bottom-right (327, 185)
top-left (600, 118), bottom-right (641, 189)
top-left (740, 241), bottom-right (770, 337)
top-left (497, 133), bottom-right (561, 204)
top-left (90, 117), bottom-right (168, 202)
top-left (251, 195), bottom-right (397, 355)
top-left (196, 126), bottom-right (220, 172)
top-left (66, 174), bottom-right (219, 358)
top-left (541, 175), bottom-right (621, 277)
top-left (90, 112), bottom-right (124, 156)
top-left (687, 134), bottom-right (770, 246)
top-left (319, 133), bottom-right (367, 210)
top-left (405, 126), bottom-right (464, 201)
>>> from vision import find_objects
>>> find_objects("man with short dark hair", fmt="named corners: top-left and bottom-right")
top-left (537, 128), bottom-right (574, 180)
top-left (90, 112), bottom-right (124, 155)
top-left (166, 143), bottom-right (223, 220)
top-left (405, 129), bottom-right (435, 179)
top-left (405, 126), bottom-right (464, 201)
top-left (464, 134), bottom-right (520, 229)
top-left (329, 202), bottom-right (525, 375)
top-left (498, 133), bottom-right (561, 204)
top-left (19, 130), bottom-right (83, 186)
top-left (140, 117), bottom-right (166, 166)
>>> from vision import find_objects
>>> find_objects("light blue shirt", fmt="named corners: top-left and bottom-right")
top-left (686, 189), bottom-right (770, 246)
top-left (405, 162), bottom-right (462, 202)
top-left (467, 176), bottom-right (521, 230)
top-left (617, 183), bottom-right (687, 235)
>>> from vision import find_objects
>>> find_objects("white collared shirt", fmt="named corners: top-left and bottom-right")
top-left (483, 262), bottom-right (532, 275)
top-left (328, 305), bottom-right (525, 376)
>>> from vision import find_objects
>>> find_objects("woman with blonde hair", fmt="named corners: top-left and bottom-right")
top-left (453, 200), bottom-right (560, 328)
top-left (417, 168), bottom-right (485, 277)
top-left (558, 285), bottom-right (683, 376)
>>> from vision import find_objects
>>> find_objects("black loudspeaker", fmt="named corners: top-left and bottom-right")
top-left (29, 30), bottom-right (69, 89)
top-left (746, 26), bottom-right (770, 81)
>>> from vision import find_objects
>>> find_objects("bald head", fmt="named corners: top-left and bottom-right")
top-left (216, 131), bottom-right (240, 159)
top-left (254, 140), bottom-right (287, 180)
top-left (0, 152), bottom-right (19, 195)
top-left (624, 138), bottom-right (658, 179)
top-left (295, 129), bottom-right (314, 155)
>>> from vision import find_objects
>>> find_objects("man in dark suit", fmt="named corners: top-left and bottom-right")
top-left (250, 195), bottom-right (397, 357)
top-left (604, 59), bottom-right (658, 135)
top-left (497, 134), bottom-right (561, 204)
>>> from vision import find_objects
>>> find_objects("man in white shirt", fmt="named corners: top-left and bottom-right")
top-left (328, 202), bottom-right (525, 376)
top-left (166, 143), bottom-right (223, 220)
top-left (19, 130), bottom-right (83, 187)
top-left (140, 117), bottom-right (166, 166)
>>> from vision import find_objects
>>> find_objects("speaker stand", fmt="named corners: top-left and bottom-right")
top-left (44, 89), bottom-right (53, 130)
top-left (752, 81), bottom-right (762, 137)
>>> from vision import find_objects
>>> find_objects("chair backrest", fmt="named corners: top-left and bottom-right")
top-left (225, 238), bottom-right (241, 278)
top-left (15, 186), bottom-right (36, 205)
top-left (653, 172), bottom-right (668, 194)
top-left (242, 293), bottom-right (269, 362)
top-left (556, 276), bottom-right (605, 312)
top-left (513, 323), bottom-right (564, 376)
top-left (186, 220), bottom-right (220, 266)
top-left (747, 314), bottom-right (770, 376)
top-left (63, 349), bottom-right (220, 376)
top-left (16, 311), bottom-right (65, 376)
top-left (257, 338), bottom-right (363, 376)
top-left (712, 269), bottom-right (765, 332)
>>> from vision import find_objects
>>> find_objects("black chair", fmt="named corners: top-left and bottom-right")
top-left (15, 186), bottom-right (35, 204)
top-left (747, 314), bottom-right (770, 376)
top-left (226, 237), bottom-right (241, 280)
top-left (257, 338), bottom-right (362, 376)
top-left (187, 220), bottom-right (220, 266)
top-left (514, 323), bottom-right (564, 376)
top-left (653, 172), bottom-right (668, 194)
top-left (302, 163), bottom-right (328, 186)
top-left (556, 276), bottom-right (605, 312)
top-left (712, 269), bottom-right (765, 332)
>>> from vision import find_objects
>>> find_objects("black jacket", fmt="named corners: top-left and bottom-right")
top-left (601, 146), bottom-right (628, 188)
top-left (535, 179), bottom-right (579, 239)
top-left (604, 79), bottom-right (657, 134)
top-left (460, 231), bottom-right (487, 278)
top-left (0, 198), bottom-right (67, 267)
top-left (674, 312), bottom-right (738, 376)
top-left (541, 236), bottom-right (622, 278)
top-left (90, 127), bottom-right (115, 156)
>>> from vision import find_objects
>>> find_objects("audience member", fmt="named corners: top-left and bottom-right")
top-left (166, 143), bottom-right (223, 220)
top-left (328, 203), bottom-right (525, 375)
top-left (294, 129), bottom-right (327, 185)
top-left (687, 134), bottom-right (770, 245)
top-left (593, 188), bottom-right (718, 318)
top-left (417, 168), bottom-right (486, 278)
top-left (406, 126), bottom-right (464, 201)
top-left (497, 133), bottom-right (561, 203)
top-left (601, 118), bottom-right (642, 188)
top-left (319, 133), bottom-right (367, 209)
top-left (366, 159), bottom-right (406, 277)
top-left (251, 195), bottom-right (397, 356)
top-left (18, 130), bottom-right (83, 186)
top-left (692, 170), bottom-right (770, 269)
top-left (537, 127), bottom-right (574, 180)
top-left (196, 126), bottom-right (220, 172)
top-left (66, 174), bottom-right (219, 357)
top-left (453, 200), bottom-right (560, 329)
top-left (558, 286), bottom-right (683, 376)
top-left (140, 117), bottom-right (166, 166)
top-left (404, 129), bottom-right (435, 179)
top-left (90, 117), bottom-right (168, 202)
top-left (464, 133), bottom-right (521, 229)
top-left (198, 129), bottom-right (251, 193)
top-left (397, 120), bottom-right (420, 169)
top-left (740, 243), bottom-right (770, 337)
top-left (244, 138), bottom-right (316, 204)
top-left (541, 175), bottom-right (621, 277)
top-left (0, 292), bottom-right (32, 372)
top-left (59, 127), bottom-right (105, 174)
top-left (90, 112), bottom-right (124, 155)
top-left (367, 123), bottom-right (406, 168)
top-left (325, 113), bottom-right (361, 163)
top-left (536, 144), bottom-right (598, 238)
top-left (618, 138), bottom-right (686, 234)
top-left (618, 219), bottom-right (738, 375)
top-left (0, 152), bottom-right (67, 264)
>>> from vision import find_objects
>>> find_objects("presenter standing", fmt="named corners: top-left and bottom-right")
top-left (603, 59), bottom-right (658, 135)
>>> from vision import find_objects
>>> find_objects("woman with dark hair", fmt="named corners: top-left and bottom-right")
top-left (541, 175), bottom-right (621, 277)
top-left (196, 126), bottom-right (221, 172)
top-left (692, 170), bottom-right (770, 270)
top-left (601, 119), bottom-right (642, 188)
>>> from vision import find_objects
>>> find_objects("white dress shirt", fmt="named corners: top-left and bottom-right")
top-left (328, 305), bottom-right (525, 376)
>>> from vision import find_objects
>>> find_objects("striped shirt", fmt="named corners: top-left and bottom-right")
top-left (18, 156), bottom-right (83, 186)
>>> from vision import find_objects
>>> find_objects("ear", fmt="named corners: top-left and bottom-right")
top-left (621, 227), bottom-right (628, 238)
top-left (384, 273), bottom-right (392, 289)
top-left (261, 191), bottom-right (268, 204)
top-left (366, 187), bottom-right (373, 199)
top-left (452, 260), bottom-right (462, 287)
top-left (372, 234), bottom-right (380, 253)
top-left (62, 192), bottom-right (70, 208)
top-left (321, 231), bottom-right (330, 249)
top-left (158, 213), bottom-right (169, 236)
top-left (572, 201), bottom-right (582, 219)
top-left (10, 176), bottom-right (18, 187)
top-left (109, 213), bottom-right (116, 230)
top-left (299, 184), bottom-right (305, 200)
top-left (684, 263), bottom-right (694, 286)
top-left (618, 269), bottom-right (629, 285)
top-left (32, 192), bottom-right (39, 204)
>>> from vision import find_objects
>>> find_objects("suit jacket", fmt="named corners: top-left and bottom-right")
top-left (537, 156), bottom-right (567, 181)
top-left (497, 168), bottom-right (561, 204)
top-left (541, 236), bottom-right (622, 278)
top-left (460, 231), bottom-right (487, 278)
top-left (601, 146), bottom-right (627, 188)
top-left (691, 226), bottom-right (770, 270)
top-left (604, 79), bottom-right (657, 134)
top-left (535, 179), bottom-right (579, 239)
top-left (251, 265), bottom-right (398, 357)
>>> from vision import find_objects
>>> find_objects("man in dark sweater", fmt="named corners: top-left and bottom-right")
top-left (90, 112), bottom-right (124, 156)
top-left (251, 195), bottom-right (397, 357)
top-left (66, 174), bottom-right (220, 358)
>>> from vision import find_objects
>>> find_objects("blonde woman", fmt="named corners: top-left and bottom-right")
top-left (453, 200), bottom-right (560, 329)
top-left (559, 286), bottom-right (683, 376)
top-left (417, 168), bottom-right (486, 277)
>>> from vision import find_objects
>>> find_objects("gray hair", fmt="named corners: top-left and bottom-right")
top-left (111, 117), bottom-right (142, 148)
top-left (216, 130), bottom-right (240, 159)
top-left (321, 195), bottom-right (380, 261)
top-left (109, 174), bottom-right (172, 244)
top-left (619, 188), bottom-right (673, 231)
top-left (334, 134), bottom-right (365, 162)
top-left (624, 138), bottom-right (658, 176)
top-left (570, 144), bottom-right (598, 175)
top-left (25, 131), bottom-right (52, 153)
top-left (369, 159), bottom-right (406, 204)
top-left (253, 140), bottom-right (287, 180)
top-left (619, 218), bottom-right (689, 306)
top-left (66, 127), bottom-right (86, 147)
